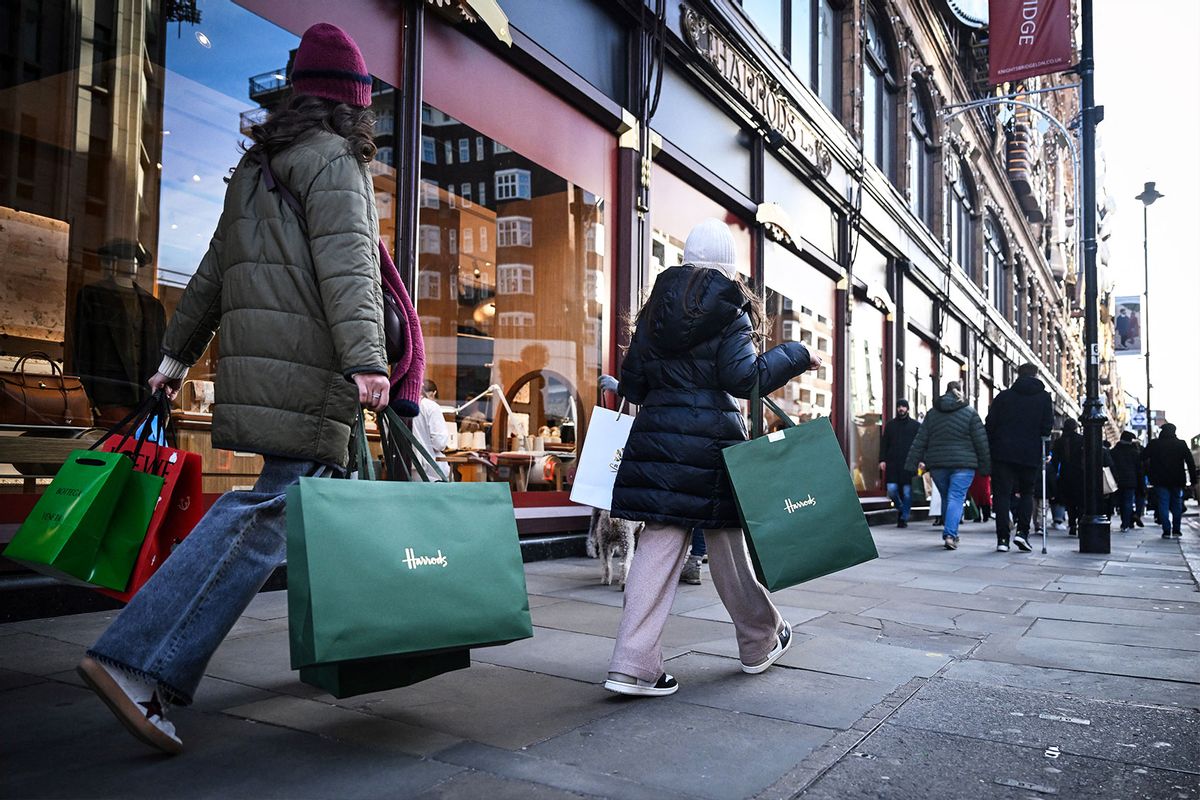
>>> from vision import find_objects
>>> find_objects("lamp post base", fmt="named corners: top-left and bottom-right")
top-left (1079, 516), bottom-right (1111, 554)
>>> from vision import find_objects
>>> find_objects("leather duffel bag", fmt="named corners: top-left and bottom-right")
top-left (0, 352), bottom-right (94, 427)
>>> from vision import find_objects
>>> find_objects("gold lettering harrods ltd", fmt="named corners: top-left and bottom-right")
top-left (681, 5), bottom-right (832, 177)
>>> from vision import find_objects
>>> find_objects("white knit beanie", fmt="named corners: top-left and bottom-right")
top-left (683, 218), bottom-right (737, 279)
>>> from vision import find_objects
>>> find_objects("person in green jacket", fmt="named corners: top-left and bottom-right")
top-left (76, 23), bottom-right (389, 755)
top-left (905, 382), bottom-right (991, 550)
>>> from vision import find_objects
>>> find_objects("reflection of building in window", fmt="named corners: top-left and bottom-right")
top-left (817, 313), bottom-right (829, 325)
top-left (783, 297), bottom-right (794, 311)
top-left (449, 229), bottom-right (458, 254)
top-left (800, 329), bottom-right (813, 346)
top-left (498, 263), bottom-right (534, 295)
top-left (443, 140), bottom-right (454, 164)
top-left (475, 136), bottom-right (484, 160)
top-left (493, 141), bottom-right (512, 154)
top-left (421, 136), bottom-right (436, 164)
top-left (799, 388), bottom-right (812, 403)
top-left (421, 317), bottom-right (440, 335)
top-left (418, 224), bottom-right (441, 255)
top-left (460, 183), bottom-right (472, 206)
top-left (584, 223), bottom-right (603, 254)
top-left (497, 216), bottom-right (533, 247)
top-left (817, 336), bottom-right (829, 352)
top-left (478, 181), bottom-right (487, 206)
top-left (462, 227), bottom-right (473, 253)
top-left (495, 168), bottom-right (531, 200)
top-left (375, 192), bottom-right (393, 219)
top-left (418, 271), bottom-right (442, 300)
top-left (818, 366), bottom-right (829, 381)
top-left (375, 146), bottom-right (394, 166)
top-left (479, 227), bottom-right (488, 253)
top-left (447, 185), bottom-right (456, 208)
top-left (782, 320), bottom-right (798, 341)
top-left (458, 138), bottom-right (470, 163)
top-left (585, 269), bottom-right (602, 303)
top-left (498, 311), bottom-right (535, 328)
top-left (421, 180), bottom-right (439, 209)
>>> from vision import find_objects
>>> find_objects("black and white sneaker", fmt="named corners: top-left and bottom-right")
top-left (996, 543), bottom-right (1009, 553)
top-left (1012, 535), bottom-right (1032, 552)
top-left (604, 672), bottom-right (679, 697)
top-left (741, 622), bottom-right (793, 674)
top-left (77, 657), bottom-right (182, 755)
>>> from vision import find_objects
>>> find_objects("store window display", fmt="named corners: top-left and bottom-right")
top-left (416, 104), bottom-right (607, 487)
top-left (763, 242), bottom-right (835, 425)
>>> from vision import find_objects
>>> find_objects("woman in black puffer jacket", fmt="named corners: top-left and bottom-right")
top-left (604, 218), bottom-right (817, 698)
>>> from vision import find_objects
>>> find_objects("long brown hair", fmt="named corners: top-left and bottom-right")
top-left (626, 267), bottom-right (766, 349)
top-left (245, 94), bottom-right (376, 163)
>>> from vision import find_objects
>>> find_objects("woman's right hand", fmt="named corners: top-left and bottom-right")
top-left (806, 352), bottom-right (823, 372)
top-left (148, 372), bottom-right (182, 401)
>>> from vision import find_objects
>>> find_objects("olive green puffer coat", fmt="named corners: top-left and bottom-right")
top-left (163, 129), bottom-right (386, 467)
top-left (904, 390), bottom-right (991, 475)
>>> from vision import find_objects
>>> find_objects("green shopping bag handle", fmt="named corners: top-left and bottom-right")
top-left (89, 390), bottom-right (170, 471)
top-left (750, 381), bottom-right (796, 436)
top-left (379, 407), bottom-right (442, 482)
top-left (352, 411), bottom-right (377, 481)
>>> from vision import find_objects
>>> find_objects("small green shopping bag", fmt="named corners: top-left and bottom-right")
top-left (722, 402), bottom-right (878, 591)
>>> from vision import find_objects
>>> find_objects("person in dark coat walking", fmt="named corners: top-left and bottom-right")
top-left (1142, 423), bottom-right (1198, 538)
top-left (904, 382), bottom-right (991, 550)
top-left (1050, 418), bottom-right (1113, 535)
top-left (984, 363), bottom-right (1054, 552)
top-left (1109, 431), bottom-right (1144, 531)
top-left (879, 399), bottom-right (921, 527)
top-left (605, 218), bottom-right (818, 697)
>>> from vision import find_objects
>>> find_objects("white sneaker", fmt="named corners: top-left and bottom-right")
top-left (1012, 535), bottom-right (1032, 552)
top-left (604, 672), bottom-right (679, 696)
top-left (1051, 522), bottom-right (1067, 531)
top-left (741, 622), bottom-right (793, 674)
top-left (77, 657), bottom-right (182, 755)
top-left (996, 544), bottom-right (1009, 552)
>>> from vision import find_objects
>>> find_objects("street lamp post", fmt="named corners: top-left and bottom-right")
top-left (1078, 0), bottom-right (1110, 555)
top-left (1134, 181), bottom-right (1163, 446)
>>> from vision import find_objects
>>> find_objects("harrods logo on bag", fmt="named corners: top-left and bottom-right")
top-left (403, 547), bottom-right (448, 569)
top-left (608, 447), bottom-right (624, 473)
top-left (784, 494), bottom-right (817, 514)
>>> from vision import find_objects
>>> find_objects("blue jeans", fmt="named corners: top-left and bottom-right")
top-left (690, 527), bottom-right (707, 557)
top-left (930, 468), bottom-right (975, 540)
top-left (886, 481), bottom-right (912, 521)
top-left (1154, 486), bottom-right (1185, 534)
top-left (89, 457), bottom-right (328, 705)
top-left (1117, 488), bottom-right (1136, 529)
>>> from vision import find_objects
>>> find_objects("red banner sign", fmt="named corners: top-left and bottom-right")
top-left (988, 0), bottom-right (1073, 84)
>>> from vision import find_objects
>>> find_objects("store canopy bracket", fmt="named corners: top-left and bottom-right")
top-left (425, 0), bottom-right (512, 46)
top-left (755, 203), bottom-right (802, 249)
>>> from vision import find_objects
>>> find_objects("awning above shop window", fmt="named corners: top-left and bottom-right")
top-left (425, 0), bottom-right (512, 46)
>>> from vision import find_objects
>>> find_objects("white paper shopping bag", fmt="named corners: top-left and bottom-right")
top-left (569, 404), bottom-right (634, 510)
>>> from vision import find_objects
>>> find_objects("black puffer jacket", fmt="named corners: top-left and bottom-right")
top-left (1143, 426), bottom-right (1198, 488)
top-left (611, 266), bottom-right (810, 527)
top-left (1109, 440), bottom-right (1143, 490)
top-left (985, 375), bottom-right (1054, 467)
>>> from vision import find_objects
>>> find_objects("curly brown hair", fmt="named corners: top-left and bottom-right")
top-left (245, 93), bottom-right (376, 163)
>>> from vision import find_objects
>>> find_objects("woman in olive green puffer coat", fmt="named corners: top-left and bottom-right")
top-left (904, 382), bottom-right (991, 548)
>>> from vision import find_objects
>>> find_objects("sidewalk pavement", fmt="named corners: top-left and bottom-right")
top-left (3, 518), bottom-right (1198, 800)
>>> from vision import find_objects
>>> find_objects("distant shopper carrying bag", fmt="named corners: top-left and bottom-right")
top-left (76, 23), bottom-right (392, 755)
top-left (604, 218), bottom-right (819, 697)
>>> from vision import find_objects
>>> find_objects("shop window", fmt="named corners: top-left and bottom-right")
top-left (460, 183), bottom-right (473, 207)
top-left (909, 78), bottom-right (936, 229)
top-left (497, 216), bottom-right (533, 247)
top-left (985, 215), bottom-right (1009, 317)
top-left (458, 138), bottom-right (471, 163)
top-left (946, 158), bottom-right (977, 278)
top-left (850, 298), bottom-right (886, 494)
top-left (422, 136), bottom-right (437, 164)
top-left (0, 0), bottom-right (401, 486)
top-left (419, 225), bottom-right (441, 255)
top-left (742, 0), bottom-right (783, 51)
top-left (416, 102), bottom-right (608, 472)
top-left (764, 241), bottom-right (835, 427)
top-left (498, 264), bottom-right (534, 295)
top-left (863, 8), bottom-right (898, 182)
top-left (495, 169), bottom-right (532, 201)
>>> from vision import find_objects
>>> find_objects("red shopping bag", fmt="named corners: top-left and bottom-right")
top-left (94, 440), bottom-right (204, 602)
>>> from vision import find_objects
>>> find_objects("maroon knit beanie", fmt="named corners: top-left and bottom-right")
top-left (291, 23), bottom-right (372, 108)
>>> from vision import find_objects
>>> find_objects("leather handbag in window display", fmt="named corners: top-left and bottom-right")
top-left (0, 351), bottom-right (94, 427)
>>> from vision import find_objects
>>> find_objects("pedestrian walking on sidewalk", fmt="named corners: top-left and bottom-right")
top-left (984, 363), bottom-right (1054, 553)
top-left (1110, 431), bottom-right (1144, 532)
top-left (879, 398), bottom-right (921, 528)
top-left (1050, 418), bottom-right (1112, 535)
top-left (1142, 423), bottom-right (1198, 538)
top-left (76, 23), bottom-right (391, 755)
top-left (604, 218), bottom-right (819, 697)
top-left (904, 382), bottom-right (991, 550)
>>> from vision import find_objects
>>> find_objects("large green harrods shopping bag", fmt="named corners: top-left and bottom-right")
top-left (722, 411), bottom-right (878, 591)
top-left (287, 412), bottom-right (533, 694)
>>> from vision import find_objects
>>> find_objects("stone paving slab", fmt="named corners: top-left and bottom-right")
top-left (1, 681), bottom-right (464, 800)
top-left (798, 722), bottom-right (1198, 800)
top-left (1028, 616), bottom-right (1200, 651)
top-left (970, 633), bottom-right (1199, 683)
top-left (1057, 591), bottom-right (1200, 614)
top-left (941, 658), bottom-right (1200, 710)
top-left (411, 768), bottom-right (594, 800)
top-left (1018, 600), bottom-right (1200, 629)
top-left (529, 696), bottom-right (834, 800)
top-left (679, 601), bottom-right (826, 627)
top-left (665, 652), bottom-right (894, 730)
top-left (890, 677), bottom-right (1200, 773)
top-left (334, 661), bottom-right (623, 750)
top-left (531, 598), bottom-right (738, 651)
top-left (0, 632), bottom-right (89, 677)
